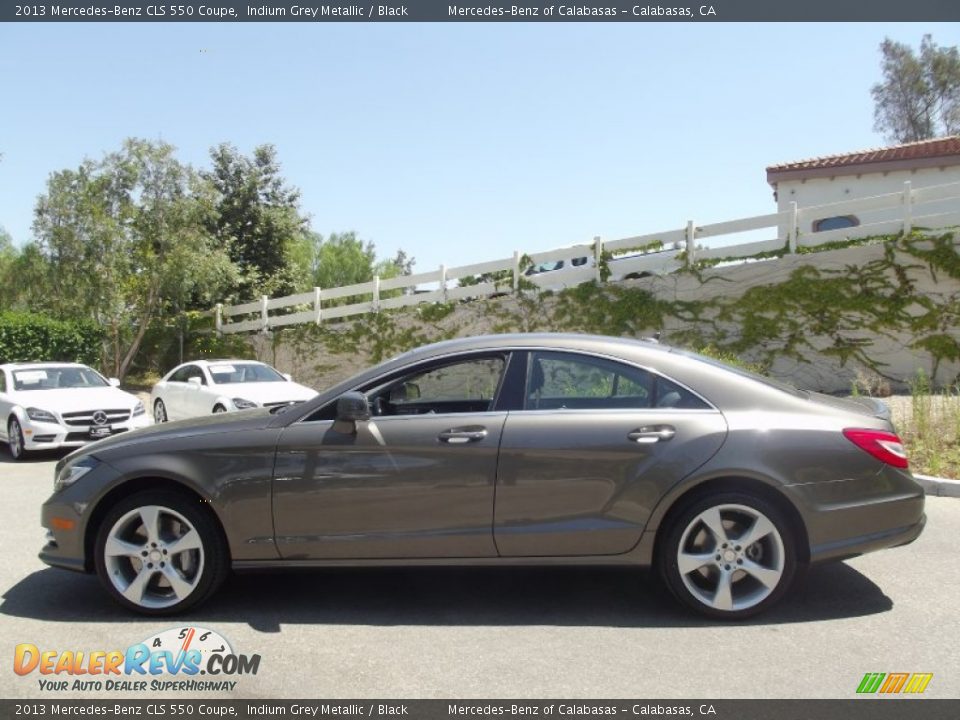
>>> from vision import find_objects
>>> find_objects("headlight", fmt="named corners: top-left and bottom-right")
top-left (26, 407), bottom-right (58, 423)
top-left (55, 456), bottom-right (99, 493)
top-left (232, 398), bottom-right (257, 409)
top-left (132, 401), bottom-right (145, 416)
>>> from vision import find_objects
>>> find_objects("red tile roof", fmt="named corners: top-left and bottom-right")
top-left (766, 136), bottom-right (960, 183)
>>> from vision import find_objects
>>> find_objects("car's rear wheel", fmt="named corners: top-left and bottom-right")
top-left (94, 490), bottom-right (229, 615)
top-left (7, 418), bottom-right (26, 461)
top-left (659, 492), bottom-right (797, 620)
top-left (153, 399), bottom-right (167, 423)
top-left (212, 404), bottom-right (227, 414)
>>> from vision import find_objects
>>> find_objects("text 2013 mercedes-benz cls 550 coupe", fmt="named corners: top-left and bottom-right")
top-left (39, 334), bottom-right (925, 619)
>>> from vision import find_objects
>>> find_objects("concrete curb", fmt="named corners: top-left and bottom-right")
top-left (914, 474), bottom-right (960, 498)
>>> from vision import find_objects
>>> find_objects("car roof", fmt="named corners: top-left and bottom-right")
top-left (392, 332), bottom-right (670, 361)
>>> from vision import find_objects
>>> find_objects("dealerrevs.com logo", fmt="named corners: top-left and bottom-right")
top-left (14, 626), bottom-right (260, 693)
top-left (856, 672), bottom-right (933, 695)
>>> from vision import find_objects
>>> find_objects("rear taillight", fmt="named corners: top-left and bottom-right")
top-left (843, 428), bottom-right (909, 469)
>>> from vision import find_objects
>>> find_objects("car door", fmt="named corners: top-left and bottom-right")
top-left (0, 369), bottom-right (10, 441)
top-left (271, 352), bottom-right (513, 560)
top-left (493, 350), bottom-right (728, 557)
top-left (163, 365), bottom-right (193, 420)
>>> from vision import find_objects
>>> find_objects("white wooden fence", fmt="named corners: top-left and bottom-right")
top-left (212, 180), bottom-right (960, 335)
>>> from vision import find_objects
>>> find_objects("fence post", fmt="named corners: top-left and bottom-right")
top-left (372, 275), bottom-right (381, 312)
top-left (789, 201), bottom-right (799, 253)
top-left (439, 264), bottom-right (447, 301)
top-left (685, 220), bottom-right (696, 264)
top-left (313, 287), bottom-right (322, 325)
top-left (512, 251), bottom-right (520, 291)
top-left (260, 295), bottom-right (269, 332)
top-left (593, 236), bottom-right (603, 283)
top-left (903, 181), bottom-right (913, 235)
top-left (214, 304), bottom-right (222, 336)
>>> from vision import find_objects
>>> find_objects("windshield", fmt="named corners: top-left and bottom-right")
top-left (208, 363), bottom-right (286, 385)
top-left (12, 366), bottom-right (109, 391)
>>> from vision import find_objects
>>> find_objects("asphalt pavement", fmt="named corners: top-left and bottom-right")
top-left (2, 451), bottom-right (958, 699)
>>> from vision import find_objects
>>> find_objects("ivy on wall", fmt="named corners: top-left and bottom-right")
top-left (253, 230), bottom-right (960, 387)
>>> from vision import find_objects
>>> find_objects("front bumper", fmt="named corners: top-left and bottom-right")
top-left (22, 413), bottom-right (151, 452)
top-left (786, 465), bottom-right (926, 563)
top-left (39, 459), bottom-right (124, 574)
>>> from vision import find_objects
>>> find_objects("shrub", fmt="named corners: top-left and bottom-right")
top-left (0, 312), bottom-right (104, 367)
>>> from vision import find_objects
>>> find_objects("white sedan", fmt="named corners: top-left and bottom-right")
top-left (151, 359), bottom-right (317, 422)
top-left (0, 362), bottom-right (150, 460)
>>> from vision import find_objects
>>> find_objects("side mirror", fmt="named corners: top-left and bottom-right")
top-left (333, 392), bottom-right (370, 435)
top-left (108, 378), bottom-right (121, 388)
top-left (282, 373), bottom-right (293, 382)
top-left (187, 377), bottom-right (202, 387)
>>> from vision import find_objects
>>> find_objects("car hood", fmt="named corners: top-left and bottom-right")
top-left (74, 408), bottom-right (276, 460)
top-left (209, 382), bottom-right (317, 404)
top-left (12, 387), bottom-right (140, 414)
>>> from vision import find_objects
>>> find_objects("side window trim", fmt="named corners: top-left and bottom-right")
top-left (518, 349), bottom-right (716, 413)
top-left (299, 351), bottom-right (513, 423)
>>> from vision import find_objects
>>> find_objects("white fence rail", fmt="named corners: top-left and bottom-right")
top-left (211, 180), bottom-right (960, 335)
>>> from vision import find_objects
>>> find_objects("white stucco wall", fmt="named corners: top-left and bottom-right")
top-left (773, 165), bottom-right (960, 238)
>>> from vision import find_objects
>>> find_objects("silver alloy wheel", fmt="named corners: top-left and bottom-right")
top-left (8, 419), bottom-right (23, 459)
top-left (676, 503), bottom-right (785, 613)
top-left (154, 400), bottom-right (167, 423)
top-left (103, 504), bottom-right (205, 610)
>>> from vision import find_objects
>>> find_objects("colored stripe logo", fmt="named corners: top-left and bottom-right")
top-left (857, 672), bottom-right (933, 694)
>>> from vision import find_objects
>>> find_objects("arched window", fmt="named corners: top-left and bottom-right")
top-left (813, 215), bottom-right (859, 232)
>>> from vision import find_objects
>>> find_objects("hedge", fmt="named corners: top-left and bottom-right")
top-left (0, 312), bottom-right (104, 367)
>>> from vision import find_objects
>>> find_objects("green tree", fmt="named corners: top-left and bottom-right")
top-left (204, 143), bottom-right (307, 301)
top-left (33, 138), bottom-right (238, 379)
top-left (304, 232), bottom-right (415, 291)
top-left (872, 35), bottom-right (960, 143)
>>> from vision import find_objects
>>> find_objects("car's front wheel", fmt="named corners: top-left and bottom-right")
top-left (94, 490), bottom-right (229, 615)
top-left (7, 418), bottom-right (26, 461)
top-left (659, 491), bottom-right (798, 620)
top-left (153, 399), bottom-right (167, 423)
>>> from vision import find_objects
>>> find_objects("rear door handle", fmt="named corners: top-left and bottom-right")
top-left (438, 427), bottom-right (488, 444)
top-left (628, 426), bottom-right (676, 444)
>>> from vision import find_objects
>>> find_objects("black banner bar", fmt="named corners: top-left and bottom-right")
top-left (3, 0), bottom-right (960, 22)
top-left (2, 700), bottom-right (960, 720)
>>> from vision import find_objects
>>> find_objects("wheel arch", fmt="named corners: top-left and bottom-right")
top-left (83, 476), bottom-right (230, 573)
top-left (650, 475), bottom-right (811, 567)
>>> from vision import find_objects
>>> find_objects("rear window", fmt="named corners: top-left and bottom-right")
top-left (671, 348), bottom-right (808, 398)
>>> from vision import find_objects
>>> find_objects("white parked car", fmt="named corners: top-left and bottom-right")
top-left (0, 362), bottom-right (149, 460)
top-left (151, 359), bottom-right (317, 422)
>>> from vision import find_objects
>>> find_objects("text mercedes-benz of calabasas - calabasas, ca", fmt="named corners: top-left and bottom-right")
top-left (39, 334), bottom-right (925, 619)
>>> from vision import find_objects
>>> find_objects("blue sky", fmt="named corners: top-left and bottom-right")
top-left (1, 22), bottom-right (957, 273)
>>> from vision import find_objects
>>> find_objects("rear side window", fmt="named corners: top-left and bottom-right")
top-left (525, 351), bottom-right (709, 411)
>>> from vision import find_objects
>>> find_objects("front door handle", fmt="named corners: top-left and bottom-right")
top-left (438, 426), bottom-right (488, 444)
top-left (628, 426), bottom-right (676, 444)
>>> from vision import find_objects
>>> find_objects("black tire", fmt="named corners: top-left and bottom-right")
top-left (7, 417), bottom-right (26, 461)
top-left (212, 404), bottom-right (227, 414)
top-left (94, 489), bottom-right (229, 615)
top-left (657, 491), bottom-right (798, 620)
top-left (153, 399), bottom-right (167, 423)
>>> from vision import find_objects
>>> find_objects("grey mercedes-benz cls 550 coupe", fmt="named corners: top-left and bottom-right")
top-left (40, 333), bottom-right (925, 619)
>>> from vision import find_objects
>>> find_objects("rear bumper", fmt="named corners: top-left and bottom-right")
top-left (786, 466), bottom-right (926, 563)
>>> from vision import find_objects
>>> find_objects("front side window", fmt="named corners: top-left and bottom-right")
top-left (369, 356), bottom-right (506, 417)
top-left (170, 365), bottom-right (205, 384)
top-left (525, 352), bottom-right (708, 410)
